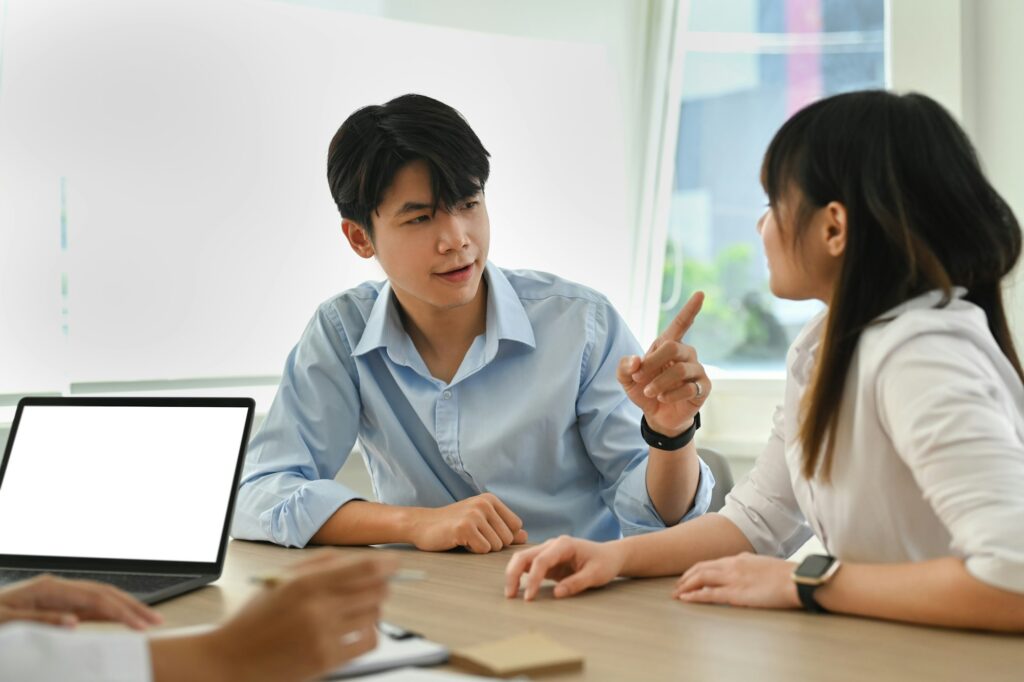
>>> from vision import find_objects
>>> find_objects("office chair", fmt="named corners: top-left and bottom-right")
top-left (698, 447), bottom-right (735, 513)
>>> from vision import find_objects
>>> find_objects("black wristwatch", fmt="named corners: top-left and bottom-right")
top-left (792, 554), bottom-right (841, 614)
top-left (640, 412), bottom-right (700, 451)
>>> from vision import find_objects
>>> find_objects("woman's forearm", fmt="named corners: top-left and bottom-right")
top-left (618, 513), bottom-right (754, 578)
top-left (816, 556), bottom-right (1024, 632)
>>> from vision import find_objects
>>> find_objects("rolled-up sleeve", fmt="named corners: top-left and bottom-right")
top-left (232, 306), bottom-right (365, 548)
top-left (718, 405), bottom-right (813, 557)
top-left (0, 623), bottom-right (151, 682)
top-left (878, 333), bottom-right (1024, 594)
top-left (613, 457), bottom-right (714, 535)
top-left (575, 299), bottom-right (714, 535)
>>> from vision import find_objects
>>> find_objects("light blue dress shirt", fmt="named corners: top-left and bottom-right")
top-left (232, 263), bottom-right (713, 547)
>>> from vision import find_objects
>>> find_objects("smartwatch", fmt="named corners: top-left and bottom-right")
top-left (791, 554), bottom-right (841, 614)
top-left (640, 413), bottom-right (700, 451)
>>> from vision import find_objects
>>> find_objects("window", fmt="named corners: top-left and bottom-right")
top-left (660, 0), bottom-right (886, 372)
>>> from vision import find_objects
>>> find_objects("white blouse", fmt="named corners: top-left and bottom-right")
top-left (719, 289), bottom-right (1024, 593)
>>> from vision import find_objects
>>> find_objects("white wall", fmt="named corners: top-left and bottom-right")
top-left (967, 0), bottom-right (1024, 352)
top-left (888, 0), bottom-right (966, 117)
top-left (0, 0), bottom-right (661, 397)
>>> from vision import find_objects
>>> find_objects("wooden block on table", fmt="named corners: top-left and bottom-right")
top-left (449, 631), bottom-right (584, 678)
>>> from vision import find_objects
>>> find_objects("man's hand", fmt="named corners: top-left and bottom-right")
top-left (410, 493), bottom-right (528, 553)
top-left (0, 574), bottom-right (163, 630)
top-left (618, 291), bottom-right (710, 437)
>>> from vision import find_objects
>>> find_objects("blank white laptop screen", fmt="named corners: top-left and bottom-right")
top-left (0, 404), bottom-right (248, 563)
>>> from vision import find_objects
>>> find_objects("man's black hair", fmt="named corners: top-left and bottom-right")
top-left (326, 94), bottom-right (490, 234)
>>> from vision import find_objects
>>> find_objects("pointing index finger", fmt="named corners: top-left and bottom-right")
top-left (657, 291), bottom-right (705, 343)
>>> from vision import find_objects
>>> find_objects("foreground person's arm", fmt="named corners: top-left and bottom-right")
top-left (150, 552), bottom-right (396, 682)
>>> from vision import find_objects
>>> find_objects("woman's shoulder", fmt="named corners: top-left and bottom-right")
top-left (859, 294), bottom-right (998, 374)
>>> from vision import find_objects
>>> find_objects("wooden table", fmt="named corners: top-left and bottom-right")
top-left (150, 540), bottom-right (1023, 681)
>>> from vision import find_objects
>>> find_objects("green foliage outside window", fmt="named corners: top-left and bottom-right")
top-left (659, 240), bottom-right (788, 367)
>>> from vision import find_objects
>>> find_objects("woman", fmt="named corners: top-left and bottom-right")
top-left (504, 90), bottom-right (1024, 631)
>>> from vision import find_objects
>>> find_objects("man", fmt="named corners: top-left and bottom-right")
top-left (0, 552), bottom-right (395, 681)
top-left (232, 94), bottom-right (714, 551)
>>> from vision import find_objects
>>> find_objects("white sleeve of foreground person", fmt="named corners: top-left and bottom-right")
top-left (0, 622), bottom-right (151, 682)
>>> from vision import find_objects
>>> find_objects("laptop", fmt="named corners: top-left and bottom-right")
top-left (0, 396), bottom-right (254, 604)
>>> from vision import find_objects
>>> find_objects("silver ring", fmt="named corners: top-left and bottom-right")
top-left (693, 380), bottom-right (704, 398)
top-left (339, 630), bottom-right (365, 645)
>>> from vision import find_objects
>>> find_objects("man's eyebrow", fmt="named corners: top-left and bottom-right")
top-left (393, 201), bottom-right (434, 217)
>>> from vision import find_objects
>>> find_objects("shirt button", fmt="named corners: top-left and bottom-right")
top-left (442, 390), bottom-right (452, 400)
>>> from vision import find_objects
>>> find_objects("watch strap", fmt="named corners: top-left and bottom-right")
top-left (640, 412), bottom-right (700, 451)
top-left (796, 582), bottom-right (830, 614)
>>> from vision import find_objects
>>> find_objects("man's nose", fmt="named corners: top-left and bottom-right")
top-left (436, 212), bottom-right (470, 252)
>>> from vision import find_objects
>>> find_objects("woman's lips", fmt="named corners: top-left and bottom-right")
top-left (436, 263), bottom-right (474, 283)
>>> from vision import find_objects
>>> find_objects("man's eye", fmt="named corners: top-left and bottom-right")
top-left (462, 201), bottom-right (479, 210)
top-left (407, 215), bottom-right (429, 225)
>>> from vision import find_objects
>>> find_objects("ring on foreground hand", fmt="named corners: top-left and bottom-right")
top-left (339, 630), bottom-right (365, 645)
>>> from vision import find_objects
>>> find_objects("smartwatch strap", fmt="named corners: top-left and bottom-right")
top-left (796, 582), bottom-right (830, 614)
top-left (640, 413), bottom-right (700, 451)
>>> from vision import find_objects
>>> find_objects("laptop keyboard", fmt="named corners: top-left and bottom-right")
top-left (0, 569), bottom-right (197, 596)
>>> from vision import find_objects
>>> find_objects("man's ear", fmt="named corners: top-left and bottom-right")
top-left (822, 201), bottom-right (847, 258)
top-left (342, 219), bottom-right (375, 259)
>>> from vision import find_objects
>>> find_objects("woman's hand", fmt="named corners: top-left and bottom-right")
top-left (505, 535), bottom-right (626, 601)
top-left (672, 553), bottom-right (800, 609)
top-left (619, 292), bottom-right (710, 437)
top-left (0, 574), bottom-right (163, 630)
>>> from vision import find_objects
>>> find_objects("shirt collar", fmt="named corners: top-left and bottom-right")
top-left (350, 262), bottom-right (537, 363)
top-left (350, 280), bottom-right (408, 360)
top-left (483, 261), bottom-right (536, 356)
top-left (789, 307), bottom-right (827, 383)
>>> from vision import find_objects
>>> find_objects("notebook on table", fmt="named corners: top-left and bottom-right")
top-left (329, 622), bottom-right (450, 679)
top-left (0, 396), bottom-right (254, 604)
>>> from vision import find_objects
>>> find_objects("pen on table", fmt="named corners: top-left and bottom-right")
top-left (248, 568), bottom-right (428, 588)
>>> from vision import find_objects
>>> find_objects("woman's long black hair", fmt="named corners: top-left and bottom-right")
top-left (762, 90), bottom-right (1022, 480)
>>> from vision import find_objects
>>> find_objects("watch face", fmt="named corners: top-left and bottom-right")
top-left (795, 554), bottom-right (836, 579)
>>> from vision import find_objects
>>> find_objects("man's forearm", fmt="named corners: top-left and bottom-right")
top-left (618, 512), bottom-right (754, 577)
top-left (645, 440), bottom-right (701, 525)
top-left (310, 500), bottom-right (422, 546)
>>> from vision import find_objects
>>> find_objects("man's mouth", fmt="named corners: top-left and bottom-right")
top-left (435, 262), bottom-right (474, 283)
